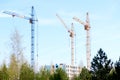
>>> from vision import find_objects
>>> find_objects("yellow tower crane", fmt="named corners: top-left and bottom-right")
top-left (56, 14), bottom-right (75, 66)
top-left (73, 12), bottom-right (91, 70)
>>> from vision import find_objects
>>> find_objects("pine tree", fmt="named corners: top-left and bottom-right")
top-left (115, 57), bottom-right (120, 79)
top-left (91, 48), bottom-right (113, 80)
top-left (8, 54), bottom-right (18, 80)
top-left (19, 63), bottom-right (34, 80)
top-left (36, 68), bottom-right (50, 80)
top-left (79, 67), bottom-right (92, 80)
top-left (49, 68), bottom-right (68, 80)
top-left (0, 64), bottom-right (9, 80)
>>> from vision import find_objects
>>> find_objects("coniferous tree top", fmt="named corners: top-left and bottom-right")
top-left (91, 48), bottom-right (113, 80)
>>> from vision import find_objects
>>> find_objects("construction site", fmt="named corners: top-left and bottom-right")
top-left (2, 6), bottom-right (91, 79)
top-left (0, 0), bottom-right (120, 80)
top-left (3, 6), bottom-right (91, 77)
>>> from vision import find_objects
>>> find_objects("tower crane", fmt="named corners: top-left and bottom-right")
top-left (56, 14), bottom-right (75, 66)
top-left (3, 6), bottom-right (37, 71)
top-left (73, 12), bottom-right (91, 70)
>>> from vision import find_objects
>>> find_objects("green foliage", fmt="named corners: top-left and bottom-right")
top-left (0, 64), bottom-right (9, 80)
top-left (8, 54), bottom-right (19, 80)
top-left (108, 68), bottom-right (117, 80)
top-left (107, 58), bottom-right (120, 80)
top-left (114, 57), bottom-right (120, 80)
top-left (36, 68), bottom-right (50, 80)
top-left (19, 63), bottom-right (34, 80)
top-left (91, 48), bottom-right (113, 80)
top-left (71, 67), bottom-right (91, 80)
top-left (49, 68), bottom-right (69, 80)
top-left (79, 67), bottom-right (92, 80)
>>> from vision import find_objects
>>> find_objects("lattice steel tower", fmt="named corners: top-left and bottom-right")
top-left (3, 6), bottom-right (37, 71)
top-left (73, 12), bottom-right (91, 70)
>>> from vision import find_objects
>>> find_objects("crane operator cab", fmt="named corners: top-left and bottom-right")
top-left (84, 24), bottom-right (90, 31)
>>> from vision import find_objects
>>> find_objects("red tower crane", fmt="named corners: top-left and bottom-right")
top-left (73, 12), bottom-right (91, 70)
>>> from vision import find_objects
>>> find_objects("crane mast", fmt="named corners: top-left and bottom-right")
top-left (71, 23), bottom-right (75, 66)
top-left (31, 6), bottom-right (35, 70)
top-left (56, 14), bottom-right (75, 65)
top-left (3, 6), bottom-right (36, 71)
top-left (73, 12), bottom-right (91, 70)
top-left (86, 12), bottom-right (91, 70)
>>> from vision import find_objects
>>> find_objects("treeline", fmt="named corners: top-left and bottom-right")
top-left (73, 48), bottom-right (120, 80)
top-left (0, 53), bottom-right (69, 80)
top-left (0, 48), bottom-right (120, 80)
